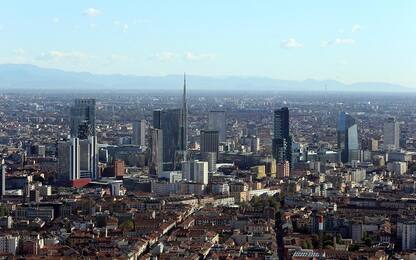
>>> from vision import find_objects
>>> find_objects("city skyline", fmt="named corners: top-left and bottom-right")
top-left (1, 1), bottom-right (416, 258)
top-left (0, 1), bottom-right (415, 87)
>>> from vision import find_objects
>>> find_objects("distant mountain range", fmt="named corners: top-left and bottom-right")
top-left (0, 64), bottom-right (412, 92)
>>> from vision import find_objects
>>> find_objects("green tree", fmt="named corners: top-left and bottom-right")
top-left (119, 219), bottom-right (134, 231)
top-left (349, 244), bottom-right (360, 251)
top-left (0, 204), bottom-right (9, 217)
top-left (364, 237), bottom-right (373, 247)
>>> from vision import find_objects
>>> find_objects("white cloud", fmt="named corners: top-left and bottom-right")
top-left (83, 8), bottom-right (101, 17)
top-left (280, 38), bottom-right (303, 49)
top-left (352, 24), bottom-right (362, 33)
top-left (337, 59), bottom-right (348, 66)
top-left (335, 38), bottom-right (355, 45)
top-left (0, 25), bottom-right (3, 31)
top-left (154, 52), bottom-right (179, 62)
top-left (13, 48), bottom-right (26, 55)
top-left (103, 54), bottom-right (130, 65)
top-left (10, 48), bottom-right (28, 63)
top-left (321, 41), bottom-right (330, 48)
top-left (133, 19), bottom-right (151, 25)
top-left (52, 17), bottom-right (60, 24)
top-left (37, 50), bottom-right (91, 62)
top-left (109, 54), bottom-right (129, 62)
top-left (184, 52), bottom-right (215, 61)
top-left (153, 51), bottom-right (215, 62)
top-left (322, 38), bottom-right (355, 47)
top-left (113, 20), bottom-right (129, 32)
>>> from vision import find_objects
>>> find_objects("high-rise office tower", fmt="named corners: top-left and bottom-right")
top-left (0, 159), bottom-right (6, 198)
top-left (202, 152), bottom-right (217, 173)
top-left (181, 74), bottom-right (188, 155)
top-left (70, 99), bottom-right (96, 138)
top-left (153, 110), bottom-right (162, 129)
top-left (384, 117), bottom-right (400, 151)
top-left (151, 77), bottom-right (188, 171)
top-left (162, 108), bottom-right (182, 170)
top-left (200, 130), bottom-right (219, 157)
top-left (133, 120), bottom-right (146, 146)
top-left (58, 137), bottom-right (96, 181)
top-left (208, 111), bottom-right (226, 142)
top-left (69, 99), bottom-right (98, 179)
top-left (150, 128), bottom-right (163, 175)
top-left (272, 107), bottom-right (292, 164)
top-left (78, 136), bottom-right (98, 179)
top-left (57, 141), bottom-right (70, 181)
top-left (402, 222), bottom-right (416, 251)
top-left (69, 137), bottom-right (80, 180)
top-left (337, 112), bottom-right (359, 163)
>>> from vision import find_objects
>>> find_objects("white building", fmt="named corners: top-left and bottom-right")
top-left (133, 120), bottom-right (146, 146)
top-left (351, 169), bottom-right (366, 183)
top-left (70, 137), bottom-right (80, 180)
top-left (182, 160), bottom-right (209, 185)
top-left (0, 235), bottom-right (19, 255)
top-left (384, 117), bottom-right (400, 151)
top-left (159, 171), bottom-right (183, 183)
top-left (110, 182), bottom-right (123, 196)
top-left (387, 161), bottom-right (407, 175)
top-left (79, 136), bottom-right (98, 180)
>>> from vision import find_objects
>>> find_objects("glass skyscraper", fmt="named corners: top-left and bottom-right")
top-left (70, 99), bottom-right (96, 139)
top-left (208, 111), bottom-right (226, 142)
top-left (68, 99), bottom-right (98, 180)
top-left (337, 112), bottom-right (359, 163)
top-left (272, 107), bottom-right (292, 164)
top-left (153, 108), bottom-right (183, 171)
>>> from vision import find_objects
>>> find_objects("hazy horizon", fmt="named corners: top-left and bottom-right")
top-left (0, 63), bottom-right (413, 92)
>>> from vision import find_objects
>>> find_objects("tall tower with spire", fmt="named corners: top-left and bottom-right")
top-left (181, 73), bottom-right (188, 156)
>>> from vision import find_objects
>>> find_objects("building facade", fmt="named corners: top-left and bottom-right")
top-left (384, 117), bottom-right (400, 151)
top-left (208, 110), bottom-right (226, 142)
top-left (337, 112), bottom-right (359, 163)
top-left (272, 107), bottom-right (292, 165)
top-left (133, 120), bottom-right (146, 146)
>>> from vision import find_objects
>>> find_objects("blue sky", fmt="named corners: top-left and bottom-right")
top-left (0, 1), bottom-right (415, 86)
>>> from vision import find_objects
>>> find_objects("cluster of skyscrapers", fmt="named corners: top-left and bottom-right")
top-left (54, 81), bottom-right (402, 189)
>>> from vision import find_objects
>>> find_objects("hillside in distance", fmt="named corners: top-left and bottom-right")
top-left (0, 64), bottom-right (411, 92)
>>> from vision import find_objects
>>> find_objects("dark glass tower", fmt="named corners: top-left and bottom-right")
top-left (272, 107), bottom-right (292, 164)
top-left (337, 112), bottom-right (359, 163)
top-left (70, 99), bottom-right (96, 139)
top-left (181, 74), bottom-right (188, 154)
top-left (0, 160), bottom-right (6, 198)
top-left (152, 76), bottom-right (188, 171)
top-left (69, 99), bottom-right (98, 180)
top-left (150, 128), bottom-right (163, 175)
top-left (200, 130), bottom-right (219, 157)
top-left (152, 108), bottom-right (182, 171)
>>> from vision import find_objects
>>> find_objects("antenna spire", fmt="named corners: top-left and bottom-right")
top-left (183, 73), bottom-right (186, 99)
